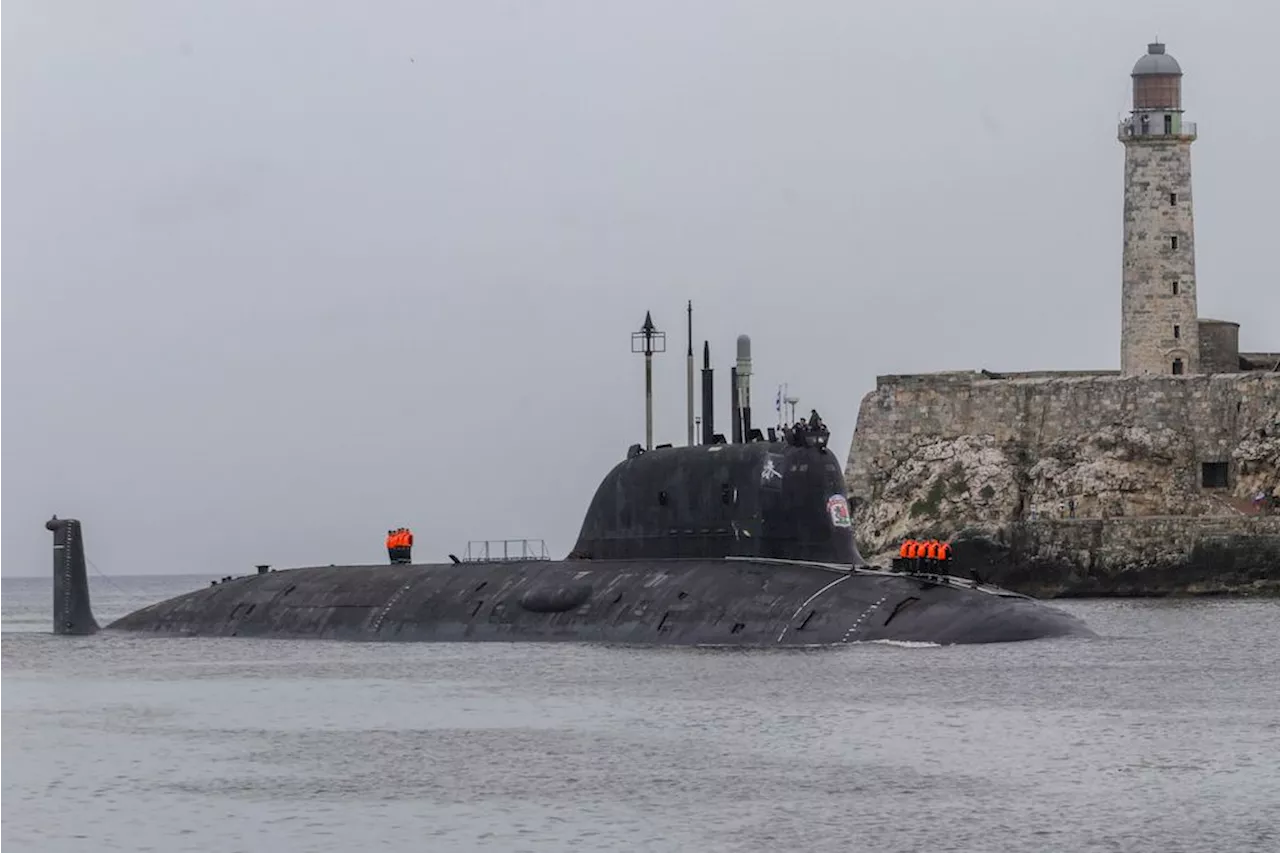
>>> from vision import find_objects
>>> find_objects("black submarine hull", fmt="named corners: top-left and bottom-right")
top-left (48, 437), bottom-right (1095, 645)
top-left (106, 557), bottom-right (1092, 645)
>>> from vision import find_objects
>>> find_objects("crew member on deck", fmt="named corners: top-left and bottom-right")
top-left (909, 539), bottom-right (924, 573)
top-left (385, 528), bottom-right (414, 564)
top-left (939, 539), bottom-right (952, 566)
top-left (898, 539), bottom-right (914, 572)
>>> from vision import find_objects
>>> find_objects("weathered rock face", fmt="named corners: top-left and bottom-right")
top-left (851, 433), bottom-right (1018, 545)
top-left (846, 372), bottom-right (1280, 594)
top-left (948, 517), bottom-right (1280, 598)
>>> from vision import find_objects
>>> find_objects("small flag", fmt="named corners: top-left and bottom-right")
top-left (775, 386), bottom-right (782, 413)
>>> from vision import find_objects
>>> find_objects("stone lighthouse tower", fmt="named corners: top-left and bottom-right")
top-left (1119, 42), bottom-right (1200, 376)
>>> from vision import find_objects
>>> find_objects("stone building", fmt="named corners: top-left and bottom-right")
top-left (1118, 42), bottom-right (1278, 377)
top-left (844, 42), bottom-right (1280, 595)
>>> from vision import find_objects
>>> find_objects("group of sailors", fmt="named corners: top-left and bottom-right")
top-left (385, 527), bottom-right (414, 564)
top-left (781, 409), bottom-right (831, 449)
top-left (893, 538), bottom-right (953, 574)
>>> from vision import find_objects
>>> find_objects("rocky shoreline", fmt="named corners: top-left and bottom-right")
top-left (862, 517), bottom-right (1280, 599)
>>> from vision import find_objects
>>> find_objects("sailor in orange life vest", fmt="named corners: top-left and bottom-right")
top-left (385, 527), bottom-right (414, 564)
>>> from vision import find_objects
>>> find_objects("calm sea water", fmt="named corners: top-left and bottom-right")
top-left (3, 574), bottom-right (1279, 853)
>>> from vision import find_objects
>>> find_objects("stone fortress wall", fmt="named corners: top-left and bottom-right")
top-left (843, 371), bottom-right (1280, 594)
top-left (846, 372), bottom-right (1279, 538)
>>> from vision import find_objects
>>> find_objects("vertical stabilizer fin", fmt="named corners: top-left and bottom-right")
top-left (46, 516), bottom-right (100, 635)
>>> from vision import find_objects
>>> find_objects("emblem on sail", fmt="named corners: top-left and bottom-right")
top-left (760, 454), bottom-right (785, 488)
top-left (827, 495), bottom-right (851, 528)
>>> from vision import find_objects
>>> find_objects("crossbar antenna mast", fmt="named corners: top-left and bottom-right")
top-left (631, 311), bottom-right (666, 450)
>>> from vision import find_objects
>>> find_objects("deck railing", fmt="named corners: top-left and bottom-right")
top-left (461, 539), bottom-right (551, 563)
top-left (1117, 120), bottom-right (1197, 140)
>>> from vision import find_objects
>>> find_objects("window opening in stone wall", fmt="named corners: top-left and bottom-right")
top-left (1171, 281), bottom-right (1179, 295)
top-left (1170, 236), bottom-right (1178, 249)
top-left (1170, 192), bottom-right (1177, 206)
top-left (1174, 324), bottom-right (1181, 339)
top-left (1172, 359), bottom-right (1184, 375)
top-left (1164, 114), bottom-right (1173, 134)
top-left (1201, 461), bottom-right (1228, 489)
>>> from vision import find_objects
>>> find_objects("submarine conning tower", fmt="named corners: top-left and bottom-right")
top-left (570, 441), bottom-right (865, 565)
top-left (45, 516), bottom-right (100, 636)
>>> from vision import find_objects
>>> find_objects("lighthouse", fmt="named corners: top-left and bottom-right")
top-left (1119, 41), bottom-right (1200, 376)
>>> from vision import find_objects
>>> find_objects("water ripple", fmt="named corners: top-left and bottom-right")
top-left (4, 577), bottom-right (1280, 852)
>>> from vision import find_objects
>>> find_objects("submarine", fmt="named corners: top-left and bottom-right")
top-left (45, 314), bottom-right (1094, 646)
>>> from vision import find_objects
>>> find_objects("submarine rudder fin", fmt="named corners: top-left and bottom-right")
top-left (46, 516), bottom-right (100, 636)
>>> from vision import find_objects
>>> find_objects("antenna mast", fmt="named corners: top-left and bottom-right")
top-left (686, 301), bottom-right (695, 446)
top-left (631, 311), bottom-right (666, 450)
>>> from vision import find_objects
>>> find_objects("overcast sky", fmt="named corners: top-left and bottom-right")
top-left (4, 0), bottom-right (1277, 577)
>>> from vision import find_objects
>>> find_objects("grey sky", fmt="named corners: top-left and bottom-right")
top-left (4, 0), bottom-right (1277, 577)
